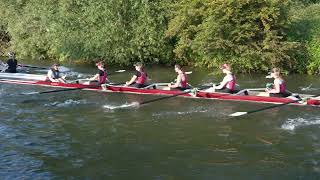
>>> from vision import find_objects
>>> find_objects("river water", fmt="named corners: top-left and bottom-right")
top-left (0, 62), bottom-right (320, 179)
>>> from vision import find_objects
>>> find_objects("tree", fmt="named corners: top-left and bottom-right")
top-left (0, 0), bottom-right (172, 65)
top-left (167, 0), bottom-right (299, 72)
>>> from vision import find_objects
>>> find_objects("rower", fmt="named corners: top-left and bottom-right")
top-left (259, 67), bottom-right (291, 97)
top-left (206, 63), bottom-right (237, 93)
top-left (47, 63), bottom-right (66, 83)
top-left (88, 61), bottom-right (109, 85)
top-left (5, 52), bottom-right (18, 73)
top-left (125, 62), bottom-right (148, 88)
top-left (164, 64), bottom-right (189, 91)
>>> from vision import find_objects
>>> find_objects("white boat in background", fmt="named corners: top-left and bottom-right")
top-left (0, 72), bottom-right (47, 81)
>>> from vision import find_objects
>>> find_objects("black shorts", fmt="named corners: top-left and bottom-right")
top-left (215, 88), bottom-right (237, 94)
top-left (269, 92), bottom-right (291, 98)
top-left (170, 87), bottom-right (190, 91)
top-left (129, 83), bottom-right (145, 88)
top-left (5, 69), bottom-right (16, 73)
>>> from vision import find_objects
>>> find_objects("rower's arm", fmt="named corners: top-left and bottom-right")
top-left (126, 75), bottom-right (137, 85)
top-left (47, 71), bottom-right (57, 82)
top-left (58, 77), bottom-right (67, 83)
top-left (267, 79), bottom-right (281, 93)
top-left (170, 75), bottom-right (181, 88)
top-left (215, 79), bottom-right (228, 89)
top-left (105, 76), bottom-right (110, 83)
top-left (90, 74), bottom-right (99, 81)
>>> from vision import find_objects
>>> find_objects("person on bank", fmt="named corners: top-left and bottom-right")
top-left (259, 67), bottom-right (291, 97)
top-left (165, 64), bottom-right (189, 91)
top-left (206, 63), bottom-right (237, 93)
top-left (88, 61), bottom-right (109, 85)
top-left (5, 52), bottom-right (18, 73)
top-left (125, 62), bottom-right (148, 88)
top-left (47, 63), bottom-right (66, 83)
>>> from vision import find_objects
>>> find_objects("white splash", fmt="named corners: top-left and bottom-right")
top-left (301, 84), bottom-right (320, 91)
top-left (103, 102), bottom-right (140, 110)
top-left (281, 117), bottom-right (320, 131)
top-left (45, 99), bottom-right (87, 107)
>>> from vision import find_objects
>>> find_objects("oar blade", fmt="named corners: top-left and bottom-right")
top-left (103, 102), bottom-right (140, 110)
top-left (115, 70), bottom-right (126, 73)
top-left (229, 111), bottom-right (248, 117)
top-left (20, 92), bottom-right (40, 95)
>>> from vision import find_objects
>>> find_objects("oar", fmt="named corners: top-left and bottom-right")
top-left (18, 64), bottom-right (48, 70)
top-left (108, 69), bottom-right (126, 76)
top-left (233, 88), bottom-right (265, 95)
top-left (148, 71), bottom-right (192, 82)
top-left (138, 87), bottom-right (206, 105)
top-left (68, 70), bottom-right (126, 83)
top-left (21, 85), bottom-right (101, 95)
top-left (229, 93), bottom-right (320, 117)
top-left (22, 81), bottom-right (127, 95)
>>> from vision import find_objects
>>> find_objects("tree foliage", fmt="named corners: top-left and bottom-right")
top-left (287, 3), bottom-right (320, 74)
top-left (166, 0), bottom-right (301, 72)
top-left (0, 0), bottom-right (319, 73)
top-left (0, 0), bottom-right (171, 64)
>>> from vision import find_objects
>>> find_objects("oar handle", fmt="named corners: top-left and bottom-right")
top-left (139, 90), bottom-right (192, 105)
top-left (139, 86), bottom-right (205, 105)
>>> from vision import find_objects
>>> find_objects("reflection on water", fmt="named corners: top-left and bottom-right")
top-left (0, 65), bottom-right (320, 179)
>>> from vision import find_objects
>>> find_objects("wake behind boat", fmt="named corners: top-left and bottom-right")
top-left (1, 72), bottom-right (320, 107)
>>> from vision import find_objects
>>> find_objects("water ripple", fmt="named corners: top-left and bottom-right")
top-left (44, 99), bottom-right (88, 107)
top-left (152, 108), bottom-right (208, 117)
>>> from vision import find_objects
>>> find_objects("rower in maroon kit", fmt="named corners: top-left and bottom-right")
top-left (259, 67), bottom-right (291, 97)
top-left (88, 61), bottom-right (109, 85)
top-left (164, 64), bottom-right (189, 91)
top-left (125, 62), bottom-right (148, 88)
top-left (47, 63), bottom-right (66, 83)
top-left (205, 63), bottom-right (237, 93)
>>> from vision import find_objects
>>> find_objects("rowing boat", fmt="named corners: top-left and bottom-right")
top-left (0, 72), bottom-right (320, 106)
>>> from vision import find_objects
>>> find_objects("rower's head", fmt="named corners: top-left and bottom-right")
top-left (134, 62), bottom-right (144, 71)
top-left (271, 68), bottom-right (281, 78)
top-left (8, 52), bottom-right (15, 59)
top-left (95, 61), bottom-right (105, 69)
top-left (220, 63), bottom-right (231, 73)
top-left (174, 64), bottom-right (182, 72)
top-left (52, 63), bottom-right (60, 70)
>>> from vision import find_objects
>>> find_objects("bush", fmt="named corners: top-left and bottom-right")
top-left (166, 0), bottom-right (299, 73)
top-left (0, 0), bottom-right (173, 65)
top-left (287, 3), bottom-right (320, 74)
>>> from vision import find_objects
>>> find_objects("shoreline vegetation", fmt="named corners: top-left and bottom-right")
top-left (0, 0), bottom-right (319, 74)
